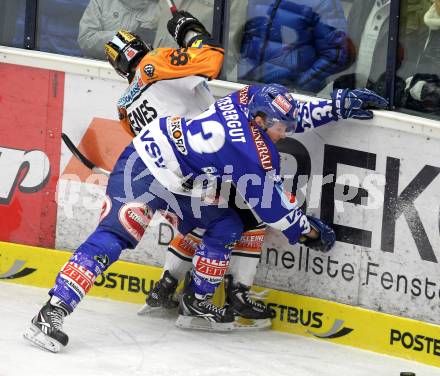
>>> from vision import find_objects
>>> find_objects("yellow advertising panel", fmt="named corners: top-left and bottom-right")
top-left (1, 241), bottom-right (439, 367)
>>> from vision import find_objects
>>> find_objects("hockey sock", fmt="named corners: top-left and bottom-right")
top-left (49, 230), bottom-right (129, 312)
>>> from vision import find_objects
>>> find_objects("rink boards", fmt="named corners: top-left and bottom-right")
top-left (1, 241), bottom-right (439, 368)
top-left (1, 51), bottom-right (440, 368)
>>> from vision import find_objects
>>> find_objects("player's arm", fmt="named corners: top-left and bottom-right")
top-left (166, 10), bottom-right (222, 50)
top-left (137, 10), bottom-right (224, 84)
top-left (116, 106), bottom-right (135, 137)
top-left (137, 9), bottom-right (225, 84)
top-left (294, 88), bottom-right (388, 133)
top-left (138, 44), bottom-right (223, 85)
top-left (234, 159), bottom-right (335, 252)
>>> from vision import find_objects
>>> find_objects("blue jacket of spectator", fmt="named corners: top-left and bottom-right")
top-left (13, 0), bottom-right (89, 56)
top-left (239, 0), bottom-right (350, 93)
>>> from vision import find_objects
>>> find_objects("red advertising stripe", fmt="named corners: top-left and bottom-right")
top-left (0, 64), bottom-right (64, 248)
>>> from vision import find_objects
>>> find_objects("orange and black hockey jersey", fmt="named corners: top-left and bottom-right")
top-left (117, 39), bottom-right (224, 136)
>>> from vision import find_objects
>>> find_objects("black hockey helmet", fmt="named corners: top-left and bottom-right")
top-left (105, 30), bottom-right (152, 79)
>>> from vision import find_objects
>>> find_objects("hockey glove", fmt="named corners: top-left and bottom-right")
top-left (299, 216), bottom-right (336, 253)
top-left (331, 88), bottom-right (388, 120)
top-left (167, 11), bottom-right (208, 47)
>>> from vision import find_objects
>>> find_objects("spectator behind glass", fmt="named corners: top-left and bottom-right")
top-left (399, 0), bottom-right (440, 115)
top-left (78, 0), bottom-right (159, 60)
top-left (332, 0), bottom-right (430, 92)
top-left (238, 0), bottom-right (351, 94)
top-left (12, 0), bottom-right (89, 56)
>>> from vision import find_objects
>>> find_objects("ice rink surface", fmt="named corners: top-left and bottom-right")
top-left (1, 283), bottom-right (439, 376)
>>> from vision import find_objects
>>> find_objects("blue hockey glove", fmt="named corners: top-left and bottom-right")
top-left (331, 88), bottom-right (388, 120)
top-left (299, 216), bottom-right (336, 252)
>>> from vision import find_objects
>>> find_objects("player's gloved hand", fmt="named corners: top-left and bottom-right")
top-left (331, 88), bottom-right (388, 120)
top-left (167, 11), bottom-right (208, 47)
top-left (299, 216), bottom-right (336, 252)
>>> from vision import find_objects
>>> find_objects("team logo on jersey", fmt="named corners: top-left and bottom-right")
top-left (250, 125), bottom-right (273, 171)
top-left (167, 116), bottom-right (188, 155)
top-left (143, 64), bottom-right (155, 78)
top-left (272, 94), bottom-right (292, 115)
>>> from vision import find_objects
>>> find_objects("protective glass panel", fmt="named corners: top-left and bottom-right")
top-left (395, 0), bottom-right (440, 118)
top-left (30, 0), bottom-right (89, 57)
top-left (0, 0), bottom-right (27, 48)
top-left (76, 0), bottom-right (162, 60)
top-left (32, 0), bottom-right (167, 59)
top-left (226, 0), bottom-right (391, 99)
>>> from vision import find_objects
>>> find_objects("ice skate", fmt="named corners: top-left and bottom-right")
top-left (23, 298), bottom-right (69, 353)
top-left (137, 270), bottom-right (179, 315)
top-left (224, 275), bottom-right (273, 330)
top-left (175, 289), bottom-right (237, 331)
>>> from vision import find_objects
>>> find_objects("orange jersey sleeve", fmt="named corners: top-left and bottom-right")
top-left (117, 106), bottom-right (135, 137)
top-left (136, 43), bottom-right (224, 84)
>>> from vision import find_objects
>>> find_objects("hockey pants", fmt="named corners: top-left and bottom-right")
top-left (50, 144), bottom-right (243, 312)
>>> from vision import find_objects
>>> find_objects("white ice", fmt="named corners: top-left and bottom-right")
top-left (1, 282), bottom-right (438, 376)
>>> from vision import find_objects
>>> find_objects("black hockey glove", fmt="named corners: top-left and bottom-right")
top-left (331, 88), bottom-right (388, 120)
top-left (299, 216), bottom-right (336, 253)
top-left (167, 11), bottom-right (209, 47)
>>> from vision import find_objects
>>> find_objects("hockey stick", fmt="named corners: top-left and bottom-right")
top-left (61, 133), bottom-right (111, 177)
top-left (166, 0), bottom-right (178, 14)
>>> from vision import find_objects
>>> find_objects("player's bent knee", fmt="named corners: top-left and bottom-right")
top-left (204, 210), bottom-right (243, 249)
top-left (117, 202), bottom-right (154, 243)
top-left (82, 228), bottom-right (131, 266)
top-left (99, 200), bottom-right (154, 248)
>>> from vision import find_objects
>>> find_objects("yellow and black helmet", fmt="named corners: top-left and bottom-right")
top-left (104, 30), bottom-right (152, 79)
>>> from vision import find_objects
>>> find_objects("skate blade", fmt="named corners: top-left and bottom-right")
top-left (23, 323), bottom-right (63, 353)
top-left (234, 317), bottom-right (272, 331)
top-left (175, 315), bottom-right (270, 332)
top-left (175, 315), bottom-right (237, 331)
top-left (137, 304), bottom-right (178, 317)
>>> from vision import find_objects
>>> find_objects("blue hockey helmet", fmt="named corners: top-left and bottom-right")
top-left (248, 84), bottom-right (298, 132)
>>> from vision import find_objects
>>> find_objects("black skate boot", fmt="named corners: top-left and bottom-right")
top-left (175, 272), bottom-right (235, 331)
top-left (224, 275), bottom-right (273, 330)
top-left (138, 270), bottom-right (179, 315)
top-left (175, 289), bottom-right (236, 331)
top-left (23, 297), bottom-right (69, 353)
